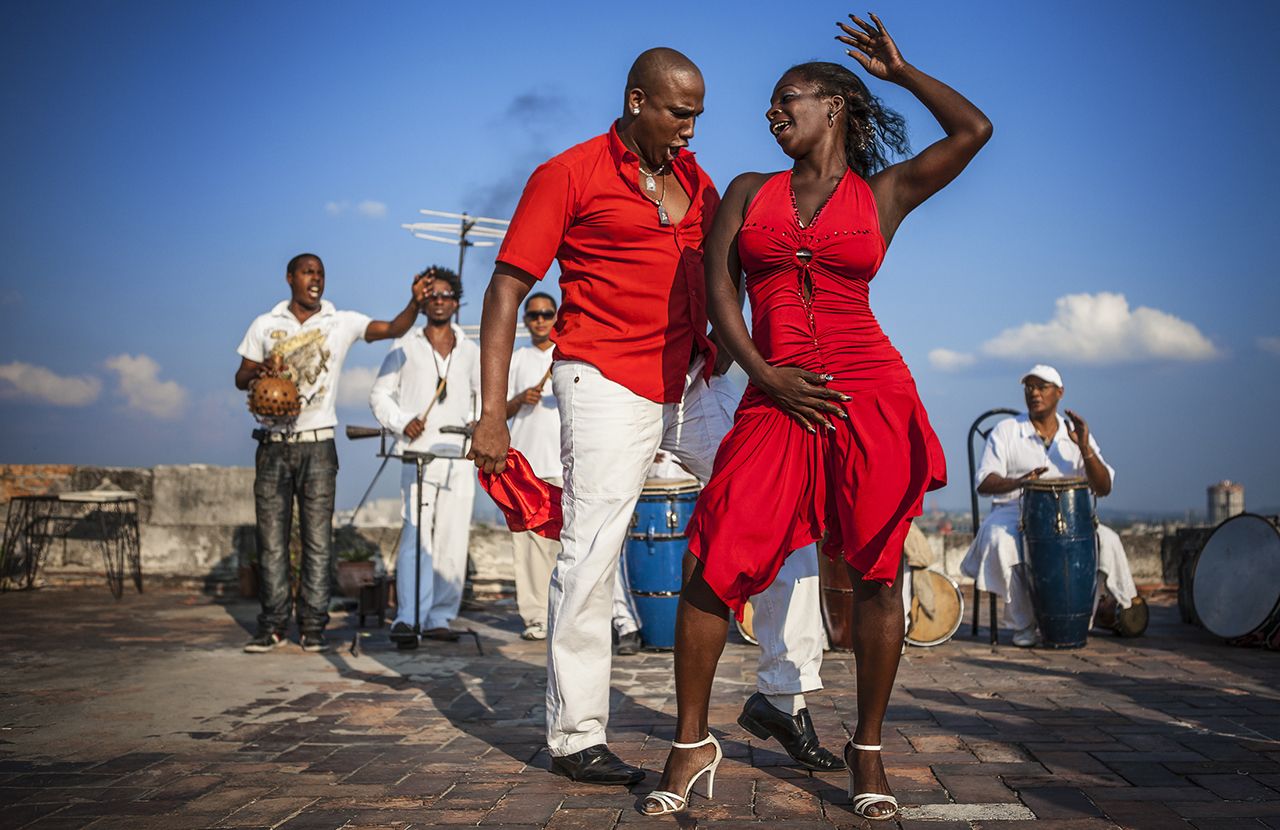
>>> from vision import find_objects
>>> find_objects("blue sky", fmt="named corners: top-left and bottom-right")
top-left (2, 1), bottom-right (1277, 516)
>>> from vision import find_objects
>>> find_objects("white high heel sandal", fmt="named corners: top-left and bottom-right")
top-left (846, 742), bottom-right (899, 821)
top-left (640, 734), bottom-right (723, 816)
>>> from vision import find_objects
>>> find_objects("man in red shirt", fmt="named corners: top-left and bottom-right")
top-left (470, 48), bottom-right (838, 785)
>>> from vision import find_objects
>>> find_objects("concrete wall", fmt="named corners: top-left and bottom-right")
top-left (929, 528), bottom-right (1166, 587)
top-left (0, 463), bottom-right (1169, 594)
top-left (0, 464), bottom-right (515, 593)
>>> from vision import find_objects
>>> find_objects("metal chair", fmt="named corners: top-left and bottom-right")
top-left (967, 407), bottom-right (1019, 644)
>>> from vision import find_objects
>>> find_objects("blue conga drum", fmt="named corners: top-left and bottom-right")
top-left (624, 479), bottom-right (700, 649)
top-left (1020, 478), bottom-right (1097, 648)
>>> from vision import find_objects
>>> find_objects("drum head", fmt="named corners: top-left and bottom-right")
top-left (905, 569), bottom-right (964, 647)
top-left (1193, 514), bottom-right (1280, 639)
top-left (1021, 477), bottom-right (1089, 492)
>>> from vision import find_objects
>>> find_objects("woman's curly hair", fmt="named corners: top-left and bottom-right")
top-left (785, 61), bottom-right (910, 177)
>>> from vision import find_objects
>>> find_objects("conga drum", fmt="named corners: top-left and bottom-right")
top-left (624, 478), bottom-right (701, 650)
top-left (1192, 514), bottom-right (1280, 649)
top-left (904, 569), bottom-right (965, 647)
top-left (1020, 478), bottom-right (1097, 649)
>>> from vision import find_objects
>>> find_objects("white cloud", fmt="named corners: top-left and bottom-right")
top-left (980, 292), bottom-right (1219, 364)
top-left (325, 199), bottom-right (386, 218)
top-left (357, 200), bottom-right (387, 218)
top-left (1258, 336), bottom-right (1280, 357)
top-left (104, 354), bottom-right (187, 419)
top-left (0, 361), bottom-right (101, 406)
top-left (928, 348), bottom-right (977, 372)
top-left (336, 365), bottom-right (378, 409)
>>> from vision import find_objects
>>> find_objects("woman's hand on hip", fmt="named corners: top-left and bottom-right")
top-left (758, 366), bottom-right (850, 434)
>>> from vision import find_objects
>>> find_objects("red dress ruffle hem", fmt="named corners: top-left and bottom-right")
top-left (686, 170), bottom-right (946, 619)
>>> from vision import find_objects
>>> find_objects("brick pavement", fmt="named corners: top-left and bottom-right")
top-left (1, 586), bottom-right (1278, 829)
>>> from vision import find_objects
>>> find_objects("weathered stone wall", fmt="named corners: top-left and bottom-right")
top-left (0, 463), bottom-right (1172, 594)
top-left (0, 464), bottom-right (515, 593)
top-left (930, 529), bottom-right (1167, 587)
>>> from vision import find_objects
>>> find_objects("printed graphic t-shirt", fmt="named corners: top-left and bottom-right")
top-left (237, 300), bottom-right (371, 433)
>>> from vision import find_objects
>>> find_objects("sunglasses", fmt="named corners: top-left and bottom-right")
top-left (425, 291), bottom-right (456, 301)
top-left (524, 310), bottom-right (555, 320)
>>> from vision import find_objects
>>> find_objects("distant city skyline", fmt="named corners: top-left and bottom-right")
top-left (2, 1), bottom-right (1277, 515)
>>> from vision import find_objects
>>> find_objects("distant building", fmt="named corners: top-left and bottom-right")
top-left (1207, 480), bottom-right (1245, 526)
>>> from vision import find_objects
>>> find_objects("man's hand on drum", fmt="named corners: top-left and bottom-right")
top-left (1019, 467), bottom-right (1049, 484)
top-left (467, 415), bottom-right (510, 475)
top-left (1064, 409), bottom-right (1090, 451)
top-left (759, 366), bottom-right (851, 434)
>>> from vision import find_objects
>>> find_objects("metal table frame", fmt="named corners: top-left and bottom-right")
top-left (1, 492), bottom-right (142, 598)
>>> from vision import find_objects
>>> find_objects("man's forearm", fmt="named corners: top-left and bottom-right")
top-left (479, 272), bottom-right (531, 419)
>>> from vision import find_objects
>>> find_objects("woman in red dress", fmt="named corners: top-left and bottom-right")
top-left (640, 14), bottom-right (992, 820)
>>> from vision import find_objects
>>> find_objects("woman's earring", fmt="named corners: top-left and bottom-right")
top-left (631, 107), bottom-right (640, 115)
top-left (828, 111), bottom-right (836, 127)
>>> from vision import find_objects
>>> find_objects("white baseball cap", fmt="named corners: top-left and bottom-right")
top-left (1021, 364), bottom-right (1063, 387)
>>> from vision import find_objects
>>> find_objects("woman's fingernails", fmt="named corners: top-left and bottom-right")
top-left (826, 421), bottom-right (836, 431)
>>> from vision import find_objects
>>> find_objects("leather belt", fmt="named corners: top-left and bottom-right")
top-left (254, 427), bottom-right (335, 444)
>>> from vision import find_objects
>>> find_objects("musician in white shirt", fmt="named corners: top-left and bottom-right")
top-left (370, 267), bottom-right (481, 644)
top-left (960, 365), bottom-right (1139, 647)
top-left (505, 292), bottom-right (562, 641)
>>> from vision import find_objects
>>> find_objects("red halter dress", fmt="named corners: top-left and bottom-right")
top-left (687, 169), bottom-right (947, 618)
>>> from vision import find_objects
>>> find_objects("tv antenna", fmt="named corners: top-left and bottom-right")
top-left (402, 208), bottom-right (509, 286)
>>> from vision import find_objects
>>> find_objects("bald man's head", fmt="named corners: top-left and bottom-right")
top-left (625, 47), bottom-right (701, 94)
top-left (618, 48), bottom-right (705, 169)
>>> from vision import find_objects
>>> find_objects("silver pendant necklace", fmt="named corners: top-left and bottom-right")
top-left (639, 163), bottom-right (671, 226)
top-left (639, 163), bottom-right (668, 194)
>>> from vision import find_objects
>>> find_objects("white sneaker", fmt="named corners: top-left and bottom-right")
top-left (521, 622), bottom-right (546, 641)
top-left (1012, 625), bottom-right (1038, 647)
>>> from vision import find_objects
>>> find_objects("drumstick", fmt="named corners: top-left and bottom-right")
top-left (538, 364), bottom-right (553, 391)
top-left (415, 376), bottom-right (448, 424)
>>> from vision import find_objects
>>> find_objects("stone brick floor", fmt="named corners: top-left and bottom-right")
top-left (1, 586), bottom-right (1278, 829)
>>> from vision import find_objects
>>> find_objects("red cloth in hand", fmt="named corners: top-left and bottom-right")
top-left (478, 448), bottom-right (563, 540)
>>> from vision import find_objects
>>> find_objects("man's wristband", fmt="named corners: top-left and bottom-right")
top-left (1082, 451), bottom-right (1095, 460)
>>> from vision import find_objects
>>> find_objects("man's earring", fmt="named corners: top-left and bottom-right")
top-left (631, 107), bottom-right (640, 115)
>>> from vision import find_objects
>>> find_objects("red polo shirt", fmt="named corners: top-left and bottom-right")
top-left (497, 123), bottom-right (720, 404)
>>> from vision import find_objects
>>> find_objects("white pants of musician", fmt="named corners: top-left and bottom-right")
top-left (546, 358), bottom-right (823, 756)
top-left (960, 502), bottom-right (1139, 631)
top-left (393, 457), bottom-right (475, 630)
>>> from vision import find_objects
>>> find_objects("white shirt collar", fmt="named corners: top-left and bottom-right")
top-left (269, 299), bottom-right (336, 321)
top-left (1016, 412), bottom-right (1072, 444)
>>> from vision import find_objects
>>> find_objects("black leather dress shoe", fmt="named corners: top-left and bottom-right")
top-left (549, 744), bottom-right (645, 786)
top-left (737, 692), bottom-right (846, 771)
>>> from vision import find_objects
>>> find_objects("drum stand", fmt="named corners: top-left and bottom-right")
top-left (349, 424), bottom-right (474, 652)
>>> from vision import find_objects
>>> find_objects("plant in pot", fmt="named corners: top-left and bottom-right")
top-left (334, 529), bottom-right (380, 598)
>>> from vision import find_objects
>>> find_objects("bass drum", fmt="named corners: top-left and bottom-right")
top-left (904, 569), bottom-right (965, 647)
top-left (1192, 514), bottom-right (1280, 649)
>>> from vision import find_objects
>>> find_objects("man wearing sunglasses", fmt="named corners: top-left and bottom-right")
top-left (370, 266), bottom-right (481, 644)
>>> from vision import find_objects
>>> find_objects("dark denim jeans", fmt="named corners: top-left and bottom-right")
top-left (253, 439), bottom-right (338, 635)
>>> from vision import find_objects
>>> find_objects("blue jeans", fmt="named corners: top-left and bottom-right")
top-left (253, 439), bottom-right (338, 635)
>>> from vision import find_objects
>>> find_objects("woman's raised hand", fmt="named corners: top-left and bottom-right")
top-left (836, 12), bottom-right (908, 81)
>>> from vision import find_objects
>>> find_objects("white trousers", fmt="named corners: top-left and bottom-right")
top-left (960, 503), bottom-right (1139, 630)
top-left (393, 458), bottom-right (475, 630)
top-left (545, 359), bottom-right (823, 756)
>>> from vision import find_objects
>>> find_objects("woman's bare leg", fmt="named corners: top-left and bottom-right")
top-left (641, 555), bottom-right (727, 813)
top-left (846, 556), bottom-right (906, 818)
